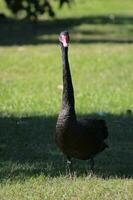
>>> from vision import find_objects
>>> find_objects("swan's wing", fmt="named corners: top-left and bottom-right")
top-left (77, 118), bottom-right (108, 141)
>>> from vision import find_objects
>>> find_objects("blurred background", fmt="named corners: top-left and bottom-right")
top-left (0, 0), bottom-right (133, 193)
top-left (1, 0), bottom-right (133, 46)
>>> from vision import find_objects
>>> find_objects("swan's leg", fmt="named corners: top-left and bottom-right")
top-left (87, 158), bottom-right (94, 177)
top-left (66, 156), bottom-right (72, 175)
top-left (90, 158), bottom-right (94, 171)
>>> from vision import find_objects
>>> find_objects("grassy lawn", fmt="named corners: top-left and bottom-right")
top-left (0, 0), bottom-right (133, 199)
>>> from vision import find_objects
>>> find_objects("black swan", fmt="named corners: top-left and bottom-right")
top-left (55, 31), bottom-right (108, 172)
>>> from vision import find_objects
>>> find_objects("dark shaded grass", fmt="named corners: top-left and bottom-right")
top-left (0, 112), bottom-right (133, 182)
top-left (0, 15), bottom-right (133, 46)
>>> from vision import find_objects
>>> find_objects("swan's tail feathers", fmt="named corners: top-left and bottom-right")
top-left (100, 142), bottom-right (109, 152)
top-left (104, 143), bottom-right (109, 148)
top-left (98, 119), bottom-right (109, 140)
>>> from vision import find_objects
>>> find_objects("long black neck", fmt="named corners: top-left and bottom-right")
top-left (61, 45), bottom-right (76, 116)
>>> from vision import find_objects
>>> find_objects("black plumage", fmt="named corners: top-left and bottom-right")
top-left (55, 31), bottom-right (108, 171)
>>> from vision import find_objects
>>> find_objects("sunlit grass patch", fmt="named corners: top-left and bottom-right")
top-left (0, 0), bottom-right (133, 199)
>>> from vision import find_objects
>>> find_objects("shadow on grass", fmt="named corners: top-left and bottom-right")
top-left (0, 112), bottom-right (133, 181)
top-left (0, 15), bottom-right (133, 46)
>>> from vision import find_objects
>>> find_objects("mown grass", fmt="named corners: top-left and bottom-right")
top-left (0, 0), bottom-right (133, 199)
top-left (0, 176), bottom-right (133, 200)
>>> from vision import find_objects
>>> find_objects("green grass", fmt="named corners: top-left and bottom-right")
top-left (0, 0), bottom-right (133, 199)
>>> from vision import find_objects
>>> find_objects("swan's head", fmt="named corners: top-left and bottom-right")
top-left (59, 31), bottom-right (70, 47)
